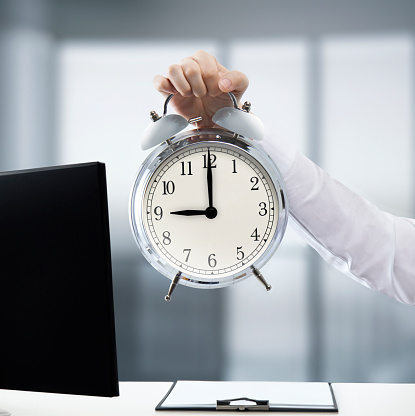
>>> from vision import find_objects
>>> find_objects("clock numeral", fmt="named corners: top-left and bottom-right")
top-left (203, 153), bottom-right (217, 168)
top-left (154, 206), bottom-right (163, 221)
top-left (180, 161), bottom-right (193, 176)
top-left (250, 176), bottom-right (259, 190)
top-left (162, 231), bottom-right (171, 245)
top-left (183, 249), bottom-right (191, 262)
top-left (251, 228), bottom-right (260, 242)
top-left (232, 159), bottom-right (237, 173)
top-left (236, 246), bottom-right (245, 260)
top-left (162, 180), bottom-right (175, 195)
top-left (259, 202), bottom-right (267, 216)
top-left (208, 253), bottom-right (217, 268)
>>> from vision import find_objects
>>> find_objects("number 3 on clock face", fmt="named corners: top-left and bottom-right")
top-left (130, 133), bottom-right (287, 288)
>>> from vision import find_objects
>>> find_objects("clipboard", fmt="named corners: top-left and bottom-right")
top-left (156, 381), bottom-right (338, 412)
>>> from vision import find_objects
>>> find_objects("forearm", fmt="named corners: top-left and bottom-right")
top-left (262, 136), bottom-right (415, 305)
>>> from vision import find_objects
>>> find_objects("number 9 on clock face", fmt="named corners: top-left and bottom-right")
top-left (130, 130), bottom-right (288, 289)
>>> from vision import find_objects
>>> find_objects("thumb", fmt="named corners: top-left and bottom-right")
top-left (153, 75), bottom-right (177, 96)
top-left (218, 70), bottom-right (249, 100)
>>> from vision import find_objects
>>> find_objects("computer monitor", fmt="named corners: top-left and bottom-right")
top-left (0, 162), bottom-right (119, 401)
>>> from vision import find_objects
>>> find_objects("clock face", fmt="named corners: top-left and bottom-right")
top-left (137, 139), bottom-right (280, 281)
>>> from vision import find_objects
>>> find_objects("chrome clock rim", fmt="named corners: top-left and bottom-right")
top-left (129, 128), bottom-right (288, 289)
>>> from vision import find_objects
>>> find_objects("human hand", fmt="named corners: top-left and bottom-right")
top-left (153, 50), bottom-right (249, 128)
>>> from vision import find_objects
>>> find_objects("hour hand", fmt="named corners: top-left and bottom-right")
top-left (170, 207), bottom-right (217, 219)
top-left (170, 209), bottom-right (206, 216)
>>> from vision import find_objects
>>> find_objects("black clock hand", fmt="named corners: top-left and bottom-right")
top-left (170, 209), bottom-right (206, 216)
top-left (170, 206), bottom-right (217, 219)
top-left (207, 148), bottom-right (213, 208)
top-left (170, 149), bottom-right (218, 219)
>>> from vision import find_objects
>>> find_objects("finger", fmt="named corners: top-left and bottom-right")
top-left (191, 50), bottom-right (223, 97)
top-left (153, 75), bottom-right (177, 96)
top-left (179, 57), bottom-right (207, 98)
top-left (166, 64), bottom-right (193, 97)
top-left (218, 70), bottom-right (249, 98)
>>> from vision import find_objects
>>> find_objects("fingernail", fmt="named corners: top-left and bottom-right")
top-left (219, 78), bottom-right (232, 90)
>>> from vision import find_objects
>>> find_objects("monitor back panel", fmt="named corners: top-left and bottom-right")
top-left (0, 162), bottom-right (119, 397)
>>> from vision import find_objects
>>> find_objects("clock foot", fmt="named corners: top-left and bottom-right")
top-left (165, 271), bottom-right (182, 301)
top-left (252, 267), bottom-right (272, 291)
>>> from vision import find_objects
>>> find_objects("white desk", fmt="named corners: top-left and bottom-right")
top-left (1, 382), bottom-right (415, 415)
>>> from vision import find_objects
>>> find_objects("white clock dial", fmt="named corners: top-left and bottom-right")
top-left (141, 141), bottom-right (279, 280)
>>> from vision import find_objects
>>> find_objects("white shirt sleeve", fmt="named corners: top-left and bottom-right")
top-left (261, 135), bottom-right (415, 305)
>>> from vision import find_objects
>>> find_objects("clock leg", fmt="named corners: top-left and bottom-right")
top-left (165, 271), bottom-right (182, 301)
top-left (252, 266), bottom-right (272, 291)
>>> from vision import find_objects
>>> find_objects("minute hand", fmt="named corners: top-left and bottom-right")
top-left (207, 148), bottom-right (213, 208)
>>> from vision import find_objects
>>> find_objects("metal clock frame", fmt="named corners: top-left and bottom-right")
top-left (130, 127), bottom-right (289, 300)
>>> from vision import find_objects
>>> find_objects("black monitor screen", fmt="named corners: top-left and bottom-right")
top-left (0, 162), bottom-right (119, 397)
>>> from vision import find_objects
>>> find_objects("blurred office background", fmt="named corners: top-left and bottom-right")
top-left (1, 0), bottom-right (414, 383)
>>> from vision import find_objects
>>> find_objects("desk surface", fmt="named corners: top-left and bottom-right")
top-left (1, 382), bottom-right (415, 415)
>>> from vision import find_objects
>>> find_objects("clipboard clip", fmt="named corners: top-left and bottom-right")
top-left (216, 397), bottom-right (270, 411)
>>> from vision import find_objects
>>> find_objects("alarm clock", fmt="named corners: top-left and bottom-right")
top-left (130, 92), bottom-right (288, 301)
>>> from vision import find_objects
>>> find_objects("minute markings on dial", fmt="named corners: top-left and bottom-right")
top-left (143, 143), bottom-right (278, 277)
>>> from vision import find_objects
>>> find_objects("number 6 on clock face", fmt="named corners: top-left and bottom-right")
top-left (130, 129), bottom-right (288, 291)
